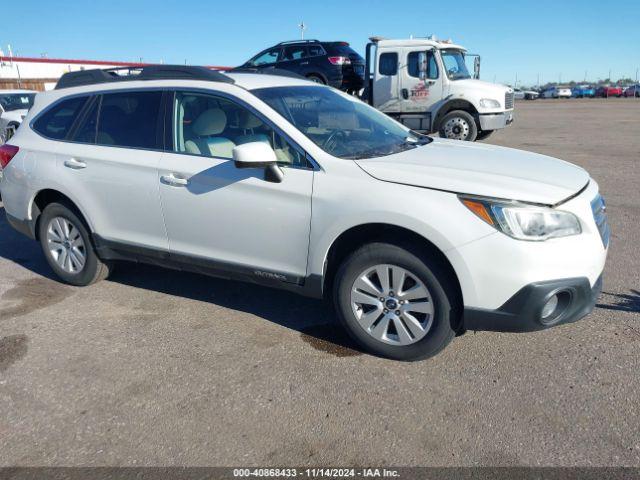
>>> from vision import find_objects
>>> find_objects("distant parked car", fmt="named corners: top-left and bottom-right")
top-left (541, 86), bottom-right (572, 98)
top-left (513, 88), bottom-right (538, 100)
top-left (237, 39), bottom-right (365, 93)
top-left (623, 84), bottom-right (640, 97)
top-left (595, 85), bottom-right (623, 97)
top-left (0, 90), bottom-right (37, 142)
top-left (572, 85), bottom-right (596, 98)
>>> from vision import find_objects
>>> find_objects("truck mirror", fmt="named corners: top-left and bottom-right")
top-left (474, 56), bottom-right (481, 79)
top-left (418, 52), bottom-right (428, 80)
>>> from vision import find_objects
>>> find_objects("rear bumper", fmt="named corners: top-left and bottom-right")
top-left (478, 110), bottom-right (514, 131)
top-left (6, 211), bottom-right (36, 239)
top-left (463, 275), bottom-right (603, 332)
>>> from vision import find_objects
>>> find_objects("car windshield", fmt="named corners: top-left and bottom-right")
top-left (252, 86), bottom-right (431, 159)
top-left (0, 93), bottom-right (36, 112)
top-left (440, 49), bottom-right (471, 80)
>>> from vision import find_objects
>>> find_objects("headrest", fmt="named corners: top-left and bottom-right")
top-left (193, 108), bottom-right (227, 136)
top-left (239, 110), bottom-right (263, 129)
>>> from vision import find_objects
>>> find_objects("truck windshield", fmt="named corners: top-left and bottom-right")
top-left (0, 93), bottom-right (36, 112)
top-left (252, 86), bottom-right (431, 159)
top-left (441, 50), bottom-right (471, 80)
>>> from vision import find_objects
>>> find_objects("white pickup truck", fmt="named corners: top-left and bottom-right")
top-left (363, 37), bottom-right (514, 141)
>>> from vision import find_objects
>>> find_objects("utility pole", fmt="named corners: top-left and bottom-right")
top-left (584, 70), bottom-right (587, 82)
top-left (537, 73), bottom-right (540, 88)
top-left (298, 21), bottom-right (307, 40)
top-left (636, 68), bottom-right (638, 83)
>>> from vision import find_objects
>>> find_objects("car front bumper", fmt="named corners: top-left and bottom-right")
top-left (463, 274), bottom-right (603, 332)
top-left (478, 110), bottom-right (514, 131)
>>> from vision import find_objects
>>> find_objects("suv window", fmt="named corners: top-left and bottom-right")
top-left (407, 51), bottom-right (438, 79)
top-left (379, 53), bottom-right (398, 76)
top-left (172, 91), bottom-right (308, 168)
top-left (96, 91), bottom-right (163, 149)
top-left (282, 46), bottom-right (307, 61)
top-left (33, 96), bottom-right (88, 140)
top-left (250, 48), bottom-right (281, 66)
top-left (307, 45), bottom-right (325, 57)
top-left (71, 97), bottom-right (100, 144)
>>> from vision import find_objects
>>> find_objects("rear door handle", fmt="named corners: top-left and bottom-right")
top-left (64, 158), bottom-right (87, 170)
top-left (300, 61), bottom-right (309, 65)
top-left (401, 88), bottom-right (409, 100)
top-left (161, 174), bottom-right (189, 187)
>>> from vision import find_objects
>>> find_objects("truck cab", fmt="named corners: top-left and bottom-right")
top-left (363, 37), bottom-right (514, 141)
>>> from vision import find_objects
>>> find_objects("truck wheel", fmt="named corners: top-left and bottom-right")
top-left (439, 110), bottom-right (478, 141)
top-left (333, 242), bottom-right (458, 361)
top-left (306, 74), bottom-right (326, 85)
top-left (476, 130), bottom-right (494, 141)
top-left (38, 202), bottom-right (113, 286)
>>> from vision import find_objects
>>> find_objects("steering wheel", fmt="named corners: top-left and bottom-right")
top-left (322, 130), bottom-right (346, 153)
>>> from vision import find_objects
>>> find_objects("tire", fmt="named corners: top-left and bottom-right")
top-left (333, 242), bottom-right (458, 361)
top-left (438, 110), bottom-right (478, 142)
top-left (306, 74), bottom-right (326, 85)
top-left (38, 202), bottom-right (112, 286)
top-left (476, 130), bottom-right (494, 141)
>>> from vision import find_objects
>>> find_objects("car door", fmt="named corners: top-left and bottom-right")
top-left (373, 50), bottom-right (401, 112)
top-left (398, 48), bottom-right (442, 114)
top-left (247, 47), bottom-right (282, 72)
top-left (279, 45), bottom-right (308, 76)
top-left (54, 90), bottom-right (169, 250)
top-left (158, 90), bottom-right (313, 282)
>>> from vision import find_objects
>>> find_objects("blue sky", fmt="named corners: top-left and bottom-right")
top-left (4, 0), bottom-right (640, 86)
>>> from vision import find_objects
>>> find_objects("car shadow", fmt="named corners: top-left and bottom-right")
top-left (0, 205), bottom-right (362, 357)
top-left (597, 290), bottom-right (640, 314)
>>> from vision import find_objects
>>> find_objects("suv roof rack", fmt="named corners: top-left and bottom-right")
top-left (275, 39), bottom-right (321, 46)
top-left (54, 65), bottom-right (235, 90)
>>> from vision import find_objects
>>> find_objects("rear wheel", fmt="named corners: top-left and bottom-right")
top-left (38, 202), bottom-right (112, 286)
top-left (438, 110), bottom-right (478, 141)
top-left (334, 243), bottom-right (458, 361)
top-left (306, 74), bottom-right (326, 84)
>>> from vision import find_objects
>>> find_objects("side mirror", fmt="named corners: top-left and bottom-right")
top-left (418, 52), bottom-right (428, 80)
top-left (232, 141), bottom-right (284, 183)
top-left (474, 56), bottom-right (481, 79)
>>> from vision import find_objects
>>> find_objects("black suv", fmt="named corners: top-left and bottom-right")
top-left (238, 40), bottom-right (365, 92)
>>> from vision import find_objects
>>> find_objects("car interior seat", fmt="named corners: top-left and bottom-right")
top-left (185, 108), bottom-right (235, 159)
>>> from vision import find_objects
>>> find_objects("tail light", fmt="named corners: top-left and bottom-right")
top-left (0, 144), bottom-right (19, 169)
top-left (328, 56), bottom-right (351, 66)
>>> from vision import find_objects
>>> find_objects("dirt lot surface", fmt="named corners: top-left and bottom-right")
top-left (1, 98), bottom-right (638, 467)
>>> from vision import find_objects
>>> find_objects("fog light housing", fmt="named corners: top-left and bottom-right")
top-left (541, 295), bottom-right (559, 319)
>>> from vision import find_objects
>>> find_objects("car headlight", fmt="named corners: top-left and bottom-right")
top-left (479, 98), bottom-right (501, 109)
top-left (459, 196), bottom-right (582, 241)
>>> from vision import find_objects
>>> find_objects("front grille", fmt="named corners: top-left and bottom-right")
top-left (591, 194), bottom-right (610, 248)
top-left (505, 91), bottom-right (514, 109)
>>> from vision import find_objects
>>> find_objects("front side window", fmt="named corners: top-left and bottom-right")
top-left (172, 91), bottom-right (307, 168)
top-left (33, 96), bottom-right (88, 140)
top-left (96, 91), bottom-right (163, 149)
top-left (379, 52), bottom-right (398, 76)
top-left (249, 48), bottom-right (281, 66)
top-left (253, 86), bottom-right (430, 160)
top-left (441, 49), bottom-right (471, 80)
top-left (0, 93), bottom-right (36, 112)
top-left (407, 51), bottom-right (438, 79)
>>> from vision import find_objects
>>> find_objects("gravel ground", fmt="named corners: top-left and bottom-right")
top-left (0, 98), bottom-right (638, 467)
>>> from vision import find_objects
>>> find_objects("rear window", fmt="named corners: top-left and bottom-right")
top-left (96, 91), bottom-right (163, 149)
top-left (33, 96), bottom-right (88, 140)
top-left (324, 43), bottom-right (361, 59)
top-left (379, 53), bottom-right (398, 76)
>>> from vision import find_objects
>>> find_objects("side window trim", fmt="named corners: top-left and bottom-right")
top-left (167, 88), bottom-right (317, 170)
top-left (67, 95), bottom-right (100, 142)
top-left (30, 94), bottom-right (90, 141)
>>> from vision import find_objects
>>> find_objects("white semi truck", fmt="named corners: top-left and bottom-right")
top-left (363, 37), bottom-right (514, 141)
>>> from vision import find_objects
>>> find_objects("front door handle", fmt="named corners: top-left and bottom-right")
top-left (64, 158), bottom-right (87, 170)
top-left (161, 174), bottom-right (189, 187)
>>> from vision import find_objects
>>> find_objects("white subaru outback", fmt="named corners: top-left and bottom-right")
top-left (0, 66), bottom-right (609, 360)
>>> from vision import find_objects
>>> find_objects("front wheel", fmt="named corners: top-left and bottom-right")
top-left (438, 110), bottom-right (478, 141)
top-left (38, 202), bottom-right (113, 286)
top-left (334, 243), bottom-right (458, 361)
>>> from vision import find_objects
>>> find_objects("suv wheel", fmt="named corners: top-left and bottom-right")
top-left (306, 74), bottom-right (326, 84)
top-left (438, 110), bottom-right (478, 141)
top-left (38, 202), bottom-right (112, 286)
top-left (334, 243), bottom-right (457, 361)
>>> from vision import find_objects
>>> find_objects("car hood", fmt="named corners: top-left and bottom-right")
top-left (355, 138), bottom-right (590, 205)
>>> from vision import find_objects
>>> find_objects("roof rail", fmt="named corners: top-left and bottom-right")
top-left (228, 67), bottom-right (307, 80)
top-left (275, 39), bottom-right (321, 46)
top-left (54, 65), bottom-right (234, 90)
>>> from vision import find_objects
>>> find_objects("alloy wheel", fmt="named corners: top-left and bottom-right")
top-left (46, 216), bottom-right (86, 274)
